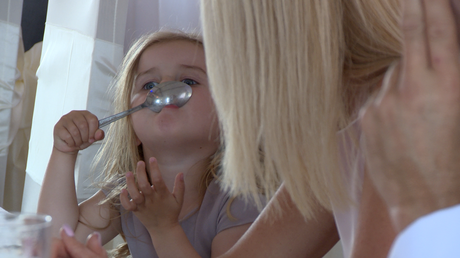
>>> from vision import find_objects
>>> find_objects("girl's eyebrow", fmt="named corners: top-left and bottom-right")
top-left (135, 64), bottom-right (207, 85)
top-left (180, 64), bottom-right (207, 75)
top-left (135, 68), bottom-right (158, 83)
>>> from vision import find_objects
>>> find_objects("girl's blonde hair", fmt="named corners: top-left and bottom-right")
top-left (201, 0), bottom-right (401, 219)
top-left (93, 30), bottom-right (218, 257)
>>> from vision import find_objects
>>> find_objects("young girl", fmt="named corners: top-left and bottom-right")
top-left (38, 31), bottom-right (261, 258)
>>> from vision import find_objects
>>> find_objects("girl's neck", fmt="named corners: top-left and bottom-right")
top-left (142, 146), bottom-right (215, 219)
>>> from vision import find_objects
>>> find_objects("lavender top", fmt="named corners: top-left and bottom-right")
top-left (106, 179), bottom-right (261, 258)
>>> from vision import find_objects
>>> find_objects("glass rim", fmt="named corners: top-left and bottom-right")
top-left (0, 212), bottom-right (52, 229)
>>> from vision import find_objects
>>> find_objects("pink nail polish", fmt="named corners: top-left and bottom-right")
top-left (92, 232), bottom-right (102, 245)
top-left (62, 224), bottom-right (74, 237)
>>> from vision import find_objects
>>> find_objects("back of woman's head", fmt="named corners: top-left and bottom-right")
top-left (201, 0), bottom-right (401, 219)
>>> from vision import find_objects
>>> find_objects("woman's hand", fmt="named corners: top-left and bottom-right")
top-left (120, 157), bottom-right (185, 233)
top-left (53, 111), bottom-right (104, 155)
top-left (51, 226), bottom-right (107, 258)
top-left (360, 0), bottom-right (460, 232)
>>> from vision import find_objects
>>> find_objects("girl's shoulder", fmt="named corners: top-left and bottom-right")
top-left (196, 179), bottom-right (263, 234)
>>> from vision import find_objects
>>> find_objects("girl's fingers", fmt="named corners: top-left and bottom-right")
top-left (94, 129), bottom-right (105, 142)
top-left (136, 161), bottom-right (154, 195)
top-left (84, 112), bottom-right (100, 144)
top-left (72, 112), bottom-right (90, 146)
top-left (424, 0), bottom-right (459, 71)
top-left (57, 126), bottom-right (77, 148)
top-left (125, 171), bottom-right (144, 205)
top-left (401, 0), bottom-right (429, 72)
top-left (120, 188), bottom-right (137, 211)
top-left (149, 157), bottom-right (168, 197)
top-left (172, 173), bottom-right (185, 206)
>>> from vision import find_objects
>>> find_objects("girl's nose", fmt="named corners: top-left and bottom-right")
top-left (159, 77), bottom-right (176, 84)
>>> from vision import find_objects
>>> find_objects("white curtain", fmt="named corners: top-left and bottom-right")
top-left (0, 0), bottom-right (24, 210)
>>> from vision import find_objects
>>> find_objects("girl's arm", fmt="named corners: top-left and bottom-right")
top-left (121, 157), bottom-right (338, 258)
top-left (37, 111), bottom-right (120, 244)
top-left (349, 168), bottom-right (397, 258)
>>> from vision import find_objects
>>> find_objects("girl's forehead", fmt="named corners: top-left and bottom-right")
top-left (135, 40), bottom-right (206, 74)
top-left (142, 40), bottom-right (203, 56)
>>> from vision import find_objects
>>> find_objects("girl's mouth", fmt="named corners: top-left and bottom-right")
top-left (164, 104), bottom-right (179, 109)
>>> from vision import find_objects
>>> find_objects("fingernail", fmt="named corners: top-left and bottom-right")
top-left (91, 232), bottom-right (102, 245)
top-left (150, 157), bottom-right (156, 163)
top-left (62, 224), bottom-right (74, 237)
top-left (179, 173), bottom-right (184, 181)
top-left (89, 138), bottom-right (95, 143)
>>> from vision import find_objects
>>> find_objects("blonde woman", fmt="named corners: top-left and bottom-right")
top-left (39, 31), bottom-right (261, 258)
top-left (201, 0), bottom-right (401, 257)
top-left (201, 0), bottom-right (460, 257)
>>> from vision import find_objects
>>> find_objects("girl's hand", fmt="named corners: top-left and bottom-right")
top-left (360, 0), bottom-right (460, 232)
top-left (120, 157), bottom-right (185, 232)
top-left (53, 111), bottom-right (104, 155)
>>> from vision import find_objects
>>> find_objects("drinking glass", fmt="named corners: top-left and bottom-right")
top-left (0, 212), bottom-right (52, 258)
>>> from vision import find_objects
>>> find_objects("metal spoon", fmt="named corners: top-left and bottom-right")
top-left (98, 81), bottom-right (192, 127)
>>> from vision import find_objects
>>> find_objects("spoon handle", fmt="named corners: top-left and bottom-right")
top-left (98, 104), bottom-right (144, 128)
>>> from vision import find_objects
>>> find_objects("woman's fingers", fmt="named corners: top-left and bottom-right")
top-left (50, 238), bottom-right (69, 258)
top-left (401, 0), bottom-right (429, 72)
top-left (424, 0), bottom-right (459, 71)
top-left (59, 226), bottom-right (107, 258)
top-left (85, 232), bottom-right (106, 257)
top-left (149, 157), bottom-right (168, 197)
top-left (452, 0), bottom-right (460, 44)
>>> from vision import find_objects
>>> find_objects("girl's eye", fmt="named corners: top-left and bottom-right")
top-left (181, 79), bottom-right (198, 86)
top-left (143, 82), bottom-right (158, 90)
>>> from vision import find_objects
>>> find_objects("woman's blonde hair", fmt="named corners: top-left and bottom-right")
top-left (93, 30), bottom-right (218, 257)
top-left (201, 0), bottom-right (401, 219)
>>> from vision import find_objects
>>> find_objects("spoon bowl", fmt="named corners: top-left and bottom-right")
top-left (98, 81), bottom-right (192, 127)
